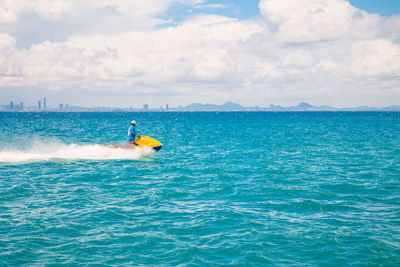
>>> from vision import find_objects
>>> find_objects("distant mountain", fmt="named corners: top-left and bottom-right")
top-left (183, 101), bottom-right (245, 111)
top-left (295, 102), bottom-right (314, 109)
top-left (347, 105), bottom-right (400, 111)
top-left (266, 103), bottom-right (336, 111)
top-left (177, 102), bottom-right (400, 112)
top-left (285, 102), bottom-right (331, 111)
top-left (12, 102), bottom-right (398, 112)
top-left (222, 101), bottom-right (245, 110)
top-left (381, 106), bottom-right (400, 111)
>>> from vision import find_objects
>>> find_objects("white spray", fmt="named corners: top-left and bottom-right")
top-left (0, 140), bottom-right (156, 163)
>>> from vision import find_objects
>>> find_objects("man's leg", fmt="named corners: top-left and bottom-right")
top-left (129, 139), bottom-right (136, 147)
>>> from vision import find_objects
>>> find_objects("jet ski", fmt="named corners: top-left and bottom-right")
top-left (108, 136), bottom-right (163, 151)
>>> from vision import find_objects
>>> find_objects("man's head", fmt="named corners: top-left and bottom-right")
top-left (131, 120), bottom-right (136, 126)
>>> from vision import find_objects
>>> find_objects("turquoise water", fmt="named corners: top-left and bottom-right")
top-left (1, 112), bottom-right (399, 265)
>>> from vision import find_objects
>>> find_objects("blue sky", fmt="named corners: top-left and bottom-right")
top-left (1, 0), bottom-right (400, 108)
top-left (349, 0), bottom-right (400, 16)
top-left (166, 0), bottom-right (400, 21)
top-left (165, 0), bottom-right (261, 22)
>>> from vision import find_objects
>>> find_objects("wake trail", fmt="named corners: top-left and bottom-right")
top-left (0, 141), bottom-right (156, 163)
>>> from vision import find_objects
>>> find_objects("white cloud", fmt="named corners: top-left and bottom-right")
top-left (0, 0), bottom-right (206, 25)
top-left (350, 40), bottom-right (400, 77)
top-left (0, 33), bottom-right (15, 50)
top-left (0, 33), bottom-right (19, 76)
top-left (281, 49), bottom-right (316, 68)
top-left (0, 0), bottom-right (71, 22)
top-left (0, 15), bottom-right (262, 89)
top-left (0, 4), bottom-right (17, 23)
top-left (0, 0), bottom-right (400, 107)
top-left (259, 0), bottom-right (381, 42)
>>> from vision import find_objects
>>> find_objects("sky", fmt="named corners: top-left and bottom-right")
top-left (0, 0), bottom-right (400, 108)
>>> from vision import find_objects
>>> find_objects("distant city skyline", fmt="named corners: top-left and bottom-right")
top-left (1, 99), bottom-right (399, 112)
top-left (0, 97), bottom-right (69, 112)
top-left (0, 0), bottom-right (400, 107)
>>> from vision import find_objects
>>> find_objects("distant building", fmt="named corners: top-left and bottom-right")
top-left (166, 104), bottom-right (169, 112)
top-left (59, 104), bottom-right (64, 112)
top-left (143, 104), bottom-right (149, 111)
top-left (20, 102), bottom-right (23, 111)
top-left (43, 97), bottom-right (46, 111)
top-left (65, 104), bottom-right (68, 111)
top-left (38, 100), bottom-right (41, 111)
top-left (10, 101), bottom-right (13, 111)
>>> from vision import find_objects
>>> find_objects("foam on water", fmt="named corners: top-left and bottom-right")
top-left (0, 141), bottom-right (156, 163)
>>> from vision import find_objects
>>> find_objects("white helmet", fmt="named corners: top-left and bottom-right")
top-left (131, 120), bottom-right (136, 125)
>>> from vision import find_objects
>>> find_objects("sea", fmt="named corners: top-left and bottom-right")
top-left (0, 111), bottom-right (399, 266)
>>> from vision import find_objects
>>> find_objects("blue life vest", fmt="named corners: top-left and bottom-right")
top-left (128, 125), bottom-right (136, 141)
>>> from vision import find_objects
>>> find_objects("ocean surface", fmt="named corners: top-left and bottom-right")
top-left (0, 112), bottom-right (399, 265)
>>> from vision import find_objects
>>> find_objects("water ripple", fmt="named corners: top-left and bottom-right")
top-left (0, 112), bottom-right (399, 265)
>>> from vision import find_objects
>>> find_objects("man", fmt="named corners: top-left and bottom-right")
top-left (128, 120), bottom-right (141, 147)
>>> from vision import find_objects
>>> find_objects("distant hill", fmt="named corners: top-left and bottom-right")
top-left (381, 106), bottom-right (400, 111)
top-left (175, 102), bottom-right (400, 112)
top-left (9, 102), bottom-right (398, 112)
top-left (268, 102), bottom-right (337, 111)
top-left (182, 101), bottom-right (246, 111)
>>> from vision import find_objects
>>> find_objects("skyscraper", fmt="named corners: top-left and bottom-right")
top-left (38, 100), bottom-right (41, 111)
top-left (143, 104), bottom-right (149, 111)
top-left (20, 102), bottom-right (23, 111)
top-left (43, 97), bottom-right (46, 111)
top-left (10, 101), bottom-right (13, 111)
top-left (59, 104), bottom-right (63, 112)
top-left (166, 104), bottom-right (169, 112)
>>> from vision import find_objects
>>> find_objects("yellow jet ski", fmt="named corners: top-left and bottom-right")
top-left (108, 136), bottom-right (163, 151)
